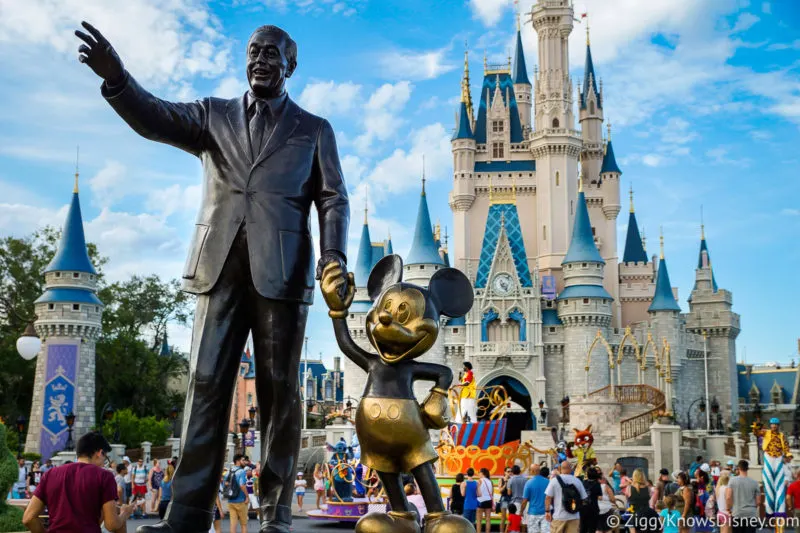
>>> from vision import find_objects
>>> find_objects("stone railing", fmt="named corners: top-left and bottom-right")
top-left (724, 436), bottom-right (737, 457)
top-left (589, 384), bottom-right (666, 442)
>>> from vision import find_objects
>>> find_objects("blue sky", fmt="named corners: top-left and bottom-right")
top-left (0, 0), bottom-right (798, 366)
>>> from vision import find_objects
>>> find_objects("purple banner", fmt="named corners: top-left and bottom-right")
top-left (40, 344), bottom-right (78, 461)
top-left (541, 275), bottom-right (556, 300)
top-left (244, 430), bottom-right (255, 447)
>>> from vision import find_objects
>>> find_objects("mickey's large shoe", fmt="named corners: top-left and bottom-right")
top-left (356, 511), bottom-right (421, 533)
top-left (424, 511), bottom-right (477, 533)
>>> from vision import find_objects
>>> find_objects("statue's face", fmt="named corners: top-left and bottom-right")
top-left (246, 30), bottom-right (295, 97)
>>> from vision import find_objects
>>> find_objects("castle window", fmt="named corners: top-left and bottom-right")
top-left (583, 299), bottom-right (589, 304)
top-left (546, 301), bottom-right (553, 308)
top-left (247, 393), bottom-right (253, 405)
top-left (492, 143), bottom-right (504, 159)
top-left (582, 263), bottom-right (587, 267)
top-left (555, 171), bottom-right (560, 186)
top-left (453, 328), bottom-right (459, 333)
top-left (552, 118), bottom-right (559, 128)
top-left (55, 272), bottom-right (61, 278)
top-left (570, 201), bottom-right (574, 215)
top-left (589, 101), bottom-right (595, 114)
top-left (543, 225), bottom-right (547, 240)
top-left (419, 265), bottom-right (424, 270)
top-left (48, 304), bottom-right (54, 310)
top-left (492, 120), bottom-right (504, 133)
top-left (72, 304), bottom-right (80, 311)
top-left (95, 306), bottom-right (99, 312)
top-left (550, 327), bottom-right (556, 333)
top-left (73, 272), bottom-right (80, 279)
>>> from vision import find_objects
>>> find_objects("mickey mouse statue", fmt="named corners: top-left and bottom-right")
top-left (321, 254), bottom-right (476, 533)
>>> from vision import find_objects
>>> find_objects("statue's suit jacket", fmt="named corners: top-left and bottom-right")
top-left (102, 74), bottom-right (349, 305)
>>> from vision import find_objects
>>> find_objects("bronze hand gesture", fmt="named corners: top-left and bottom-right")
top-left (75, 21), bottom-right (125, 85)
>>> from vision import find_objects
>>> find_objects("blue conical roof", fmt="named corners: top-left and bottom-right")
top-left (386, 237), bottom-right (394, 255)
top-left (406, 186), bottom-right (444, 266)
top-left (695, 235), bottom-right (718, 292)
top-left (563, 191), bottom-right (604, 264)
top-left (45, 192), bottom-right (97, 274)
top-left (623, 211), bottom-right (647, 263)
top-left (160, 333), bottom-right (170, 356)
top-left (512, 30), bottom-right (530, 85)
top-left (600, 140), bottom-right (622, 175)
top-left (353, 222), bottom-right (373, 286)
top-left (648, 256), bottom-right (681, 312)
top-left (580, 43), bottom-right (601, 110)
top-left (453, 101), bottom-right (473, 140)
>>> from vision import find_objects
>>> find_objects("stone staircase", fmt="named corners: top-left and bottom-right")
top-left (587, 384), bottom-right (665, 443)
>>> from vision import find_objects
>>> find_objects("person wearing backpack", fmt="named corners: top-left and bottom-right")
top-left (224, 454), bottom-right (250, 533)
top-left (544, 461), bottom-right (588, 533)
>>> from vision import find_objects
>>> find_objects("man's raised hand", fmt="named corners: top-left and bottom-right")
top-left (75, 21), bottom-right (125, 85)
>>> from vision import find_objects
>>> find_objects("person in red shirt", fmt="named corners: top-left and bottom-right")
top-left (22, 432), bottom-right (133, 533)
top-left (506, 503), bottom-right (522, 533)
top-left (786, 469), bottom-right (800, 518)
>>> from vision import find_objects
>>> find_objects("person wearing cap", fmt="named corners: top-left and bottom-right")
top-left (651, 468), bottom-right (676, 508)
top-left (456, 361), bottom-right (478, 423)
top-left (724, 460), bottom-right (736, 477)
top-left (752, 417), bottom-right (791, 518)
top-left (294, 472), bottom-right (307, 511)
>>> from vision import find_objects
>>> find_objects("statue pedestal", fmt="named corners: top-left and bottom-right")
top-left (650, 423), bottom-right (680, 474)
top-left (110, 443), bottom-right (126, 463)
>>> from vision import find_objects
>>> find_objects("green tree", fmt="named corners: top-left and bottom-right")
top-left (0, 228), bottom-right (105, 421)
top-left (96, 275), bottom-right (191, 419)
top-left (0, 423), bottom-right (23, 532)
top-left (100, 409), bottom-right (171, 448)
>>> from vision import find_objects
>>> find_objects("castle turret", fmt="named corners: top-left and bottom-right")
top-left (647, 234), bottom-right (681, 394)
top-left (618, 187), bottom-right (653, 325)
top-left (26, 166), bottom-right (103, 459)
top-left (685, 224), bottom-right (740, 424)
top-left (405, 170), bottom-right (444, 286)
top-left (598, 123), bottom-right (621, 325)
top-left (579, 21), bottom-right (604, 185)
top-left (451, 51), bottom-right (477, 273)
top-left (512, 15), bottom-right (532, 131)
top-left (558, 176), bottom-right (612, 397)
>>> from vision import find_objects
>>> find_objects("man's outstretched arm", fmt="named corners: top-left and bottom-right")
top-left (76, 21), bottom-right (206, 156)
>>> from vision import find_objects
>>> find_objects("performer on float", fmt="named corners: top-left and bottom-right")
top-left (752, 417), bottom-right (792, 520)
top-left (456, 362), bottom-right (478, 424)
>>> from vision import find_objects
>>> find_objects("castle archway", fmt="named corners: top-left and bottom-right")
top-left (478, 369), bottom-right (536, 443)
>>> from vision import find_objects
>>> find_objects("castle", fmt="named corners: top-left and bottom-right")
top-left (342, 0), bottom-right (741, 439)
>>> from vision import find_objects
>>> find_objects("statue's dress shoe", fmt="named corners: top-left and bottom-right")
top-left (424, 511), bottom-right (477, 533)
top-left (356, 510), bottom-right (421, 533)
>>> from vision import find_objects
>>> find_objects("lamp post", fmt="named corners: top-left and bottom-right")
top-left (248, 405), bottom-right (257, 428)
top-left (15, 416), bottom-right (26, 457)
top-left (169, 406), bottom-right (180, 438)
top-left (710, 397), bottom-right (723, 434)
top-left (686, 398), bottom-right (706, 430)
top-left (16, 323), bottom-right (41, 360)
top-left (538, 399), bottom-right (547, 426)
top-left (702, 331), bottom-right (711, 431)
top-left (101, 404), bottom-right (115, 442)
top-left (65, 412), bottom-right (76, 452)
top-left (239, 418), bottom-right (250, 456)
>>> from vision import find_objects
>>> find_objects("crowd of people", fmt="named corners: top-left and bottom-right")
top-left (434, 456), bottom-right (799, 533)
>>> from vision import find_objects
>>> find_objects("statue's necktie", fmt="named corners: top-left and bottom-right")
top-left (249, 100), bottom-right (267, 160)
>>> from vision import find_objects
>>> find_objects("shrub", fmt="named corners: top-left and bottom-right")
top-left (0, 424), bottom-right (23, 532)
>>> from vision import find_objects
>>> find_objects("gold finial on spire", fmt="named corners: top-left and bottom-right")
top-left (421, 154), bottom-right (426, 194)
top-left (585, 12), bottom-right (590, 45)
top-left (659, 227), bottom-right (665, 260)
top-left (364, 187), bottom-right (369, 224)
top-left (700, 205), bottom-right (705, 240)
top-left (73, 145), bottom-right (80, 193)
top-left (629, 184), bottom-right (635, 213)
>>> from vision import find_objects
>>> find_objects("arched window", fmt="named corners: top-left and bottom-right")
top-left (552, 118), bottom-right (560, 128)
top-left (555, 171), bottom-right (559, 186)
top-left (481, 309), bottom-right (499, 342)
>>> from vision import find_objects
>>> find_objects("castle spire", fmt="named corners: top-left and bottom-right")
top-left (44, 163), bottom-right (97, 275)
top-left (623, 185), bottom-right (647, 264)
top-left (421, 154), bottom-right (426, 194)
top-left (454, 49), bottom-right (475, 141)
top-left (563, 179), bottom-right (604, 265)
top-left (649, 230), bottom-right (681, 312)
top-left (512, 16), bottom-right (531, 85)
top-left (406, 171), bottom-right (444, 266)
top-left (580, 21), bottom-right (601, 110)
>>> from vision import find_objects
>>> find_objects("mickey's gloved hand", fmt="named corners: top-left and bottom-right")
top-left (421, 387), bottom-right (450, 429)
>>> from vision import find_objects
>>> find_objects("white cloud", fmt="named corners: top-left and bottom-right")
top-left (766, 39), bottom-right (800, 51)
top-left (253, 0), bottom-right (363, 16)
top-left (705, 146), bottom-right (751, 166)
top-left (468, 0), bottom-right (512, 27)
top-left (214, 76), bottom-right (248, 99)
top-left (298, 80), bottom-right (362, 117)
top-left (376, 48), bottom-right (457, 81)
top-left (363, 122), bottom-right (452, 198)
top-left (781, 208), bottom-right (799, 216)
top-left (642, 154), bottom-right (666, 167)
top-left (731, 13), bottom-right (759, 33)
top-left (0, 0), bottom-right (232, 89)
top-left (762, 2), bottom-right (771, 14)
top-left (353, 81), bottom-right (413, 154)
top-left (88, 160), bottom-right (127, 206)
top-left (146, 183), bottom-right (202, 217)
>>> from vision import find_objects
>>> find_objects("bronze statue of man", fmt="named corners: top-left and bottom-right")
top-left (75, 21), bottom-right (350, 533)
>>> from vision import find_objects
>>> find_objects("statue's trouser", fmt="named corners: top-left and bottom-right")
top-left (165, 227), bottom-right (308, 532)
top-left (763, 454), bottom-right (787, 517)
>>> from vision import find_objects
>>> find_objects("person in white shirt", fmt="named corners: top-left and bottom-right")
top-left (544, 461), bottom-right (588, 533)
